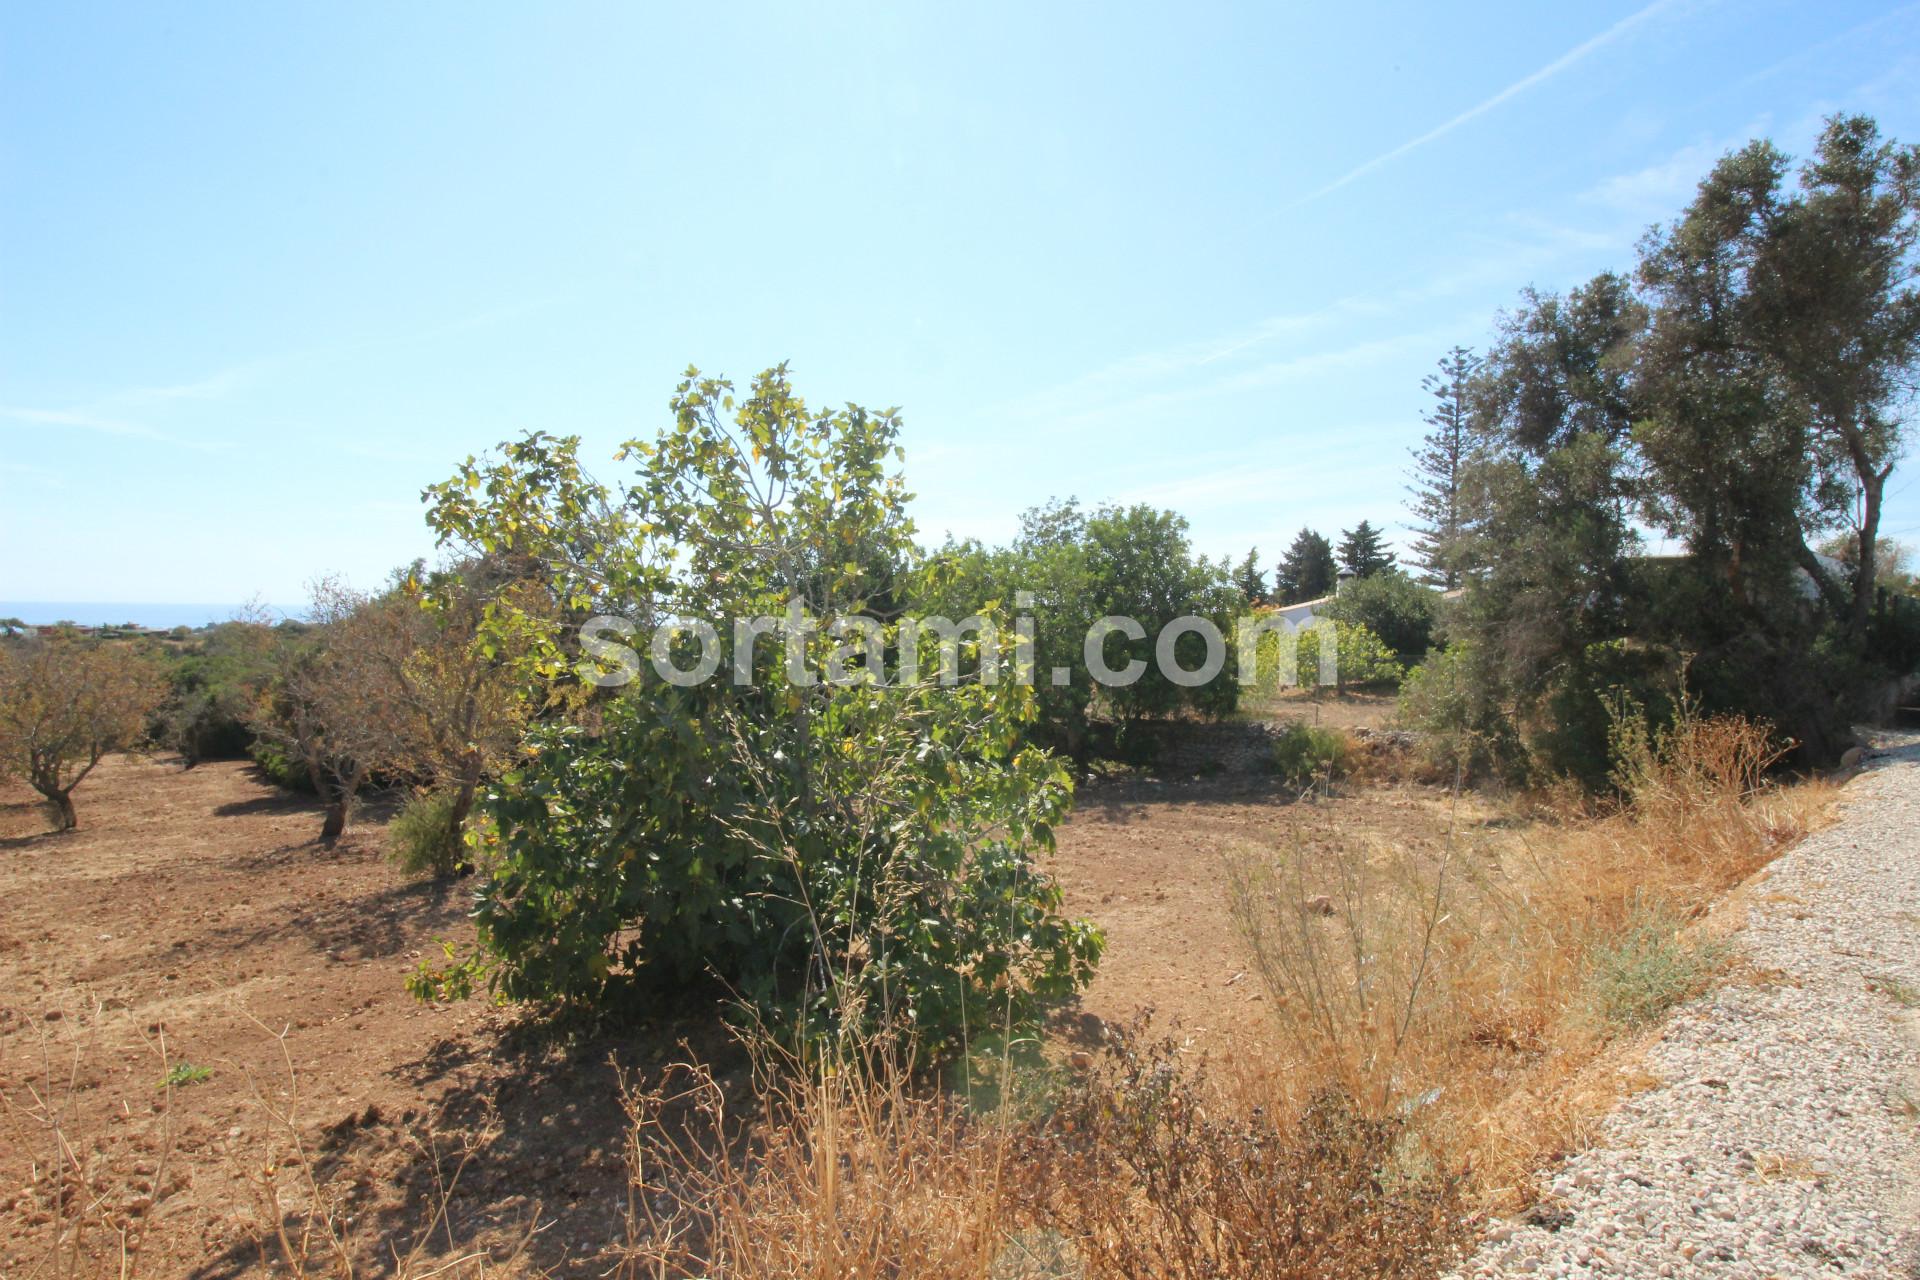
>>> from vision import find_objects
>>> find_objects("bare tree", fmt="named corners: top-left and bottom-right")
top-left (248, 583), bottom-right (389, 844)
top-left (342, 566), bottom-right (546, 867)
top-left (0, 638), bottom-right (165, 830)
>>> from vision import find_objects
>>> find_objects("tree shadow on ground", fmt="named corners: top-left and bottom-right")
top-left (211, 793), bottom-right (311, 818)
top-left (187, 1005), bottom-right (747, 1279)
top-left (131, 873), bottom-right (470, 970)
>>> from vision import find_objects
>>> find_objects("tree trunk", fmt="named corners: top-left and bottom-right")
top-left (51, 790), bottom-right (77, 832)
top-left (1794, 540), bottom-right (1852, 618)
top-left (320, 795), bottom-right (349, 844)
top-left (1852, 468), bottom-right (1886, 642)
top-left (446, 775), bottom-right (478, 876)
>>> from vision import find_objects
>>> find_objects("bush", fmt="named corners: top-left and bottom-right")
top-left (420, 371), bottom-right (1104, 1059)
top-left (249, 739), bottom-right (314, 792)
top-left (1023, 1024), bottom-right (1470, 1279)
top-left (388, 788), bottom-right (469, 878)
top-left (1397, 637), bottom-right (1686, 788)
top-left (157, 685), bottom-right (253, 765)
top-left (1270, 721), bottom-right (1353, 786)
top-left (1256, 619), bottom-right (1402, 690)
top-left (1322, 571), bottom-right (1442, 662)
top-left (1397, 645), bottom-right (1500, 778)
top-left (1582, 903), bottom-right (1726, 1028)
top-left (152, 620), bottom-right (281, 765)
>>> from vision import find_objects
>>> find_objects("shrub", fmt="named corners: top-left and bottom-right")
top-left (152, 619), bottom-right (281, 765)
top-left (1270, 721), bottom-right (1353, 787)
top-left (1322, 571), bottom-right (1442, 661)
top-left (419, 369), bottom-right (1104, 1058)
top-left (249, 739), bottom-right (314, 792)
top-left (157, 684), bottom-right (254, 765)
top-left (388, 788), bottom-right (470, 878)
top-left (1256, 619), bottom-right (1402, 690)
top-left (1581, 903), bottom-right (1726, 1029)
top-left (1022, 1024), bottom-right (1470, 1279)
top-left (1396, 644), bottom-right (1507, 779)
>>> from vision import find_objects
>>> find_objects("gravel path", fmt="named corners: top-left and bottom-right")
top-left (1461, 737), bottom-right (1920, 1279)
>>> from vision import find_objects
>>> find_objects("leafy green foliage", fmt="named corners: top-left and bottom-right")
top-left (157, 1062), bottom-right (213, 1089)
top-left (248, 739), bottom-right (314, 792)
top-left (1321, 571), bottom-right (1441, 662)
top-left (1279, 620), bottom-right (1403, 689)
top-left (388, 787), bottom-right (470, 878)
top-left (915, 498), bottom-right (1240, 761)
top-left (1269, 721), bottom-right (1353, 787)
top-left (1396, 642), bottom-right (1518, 781)
top-left (1582, 904), bottom-right (1726, 1029)
top-left (151, 620), bottom-right (281, 765)
top-left (419, 365), bottom-right (1103, 1057)
top-left (1081, 503), bottom-right (1241, 725)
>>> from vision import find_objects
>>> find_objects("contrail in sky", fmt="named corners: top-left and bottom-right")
top-left (1290, 0), bottom-right (1688, 207)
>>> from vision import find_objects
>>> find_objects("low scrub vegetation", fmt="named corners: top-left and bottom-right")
top-left (1268, 720), bottom-right (1355, 787)
top-left (1229, 702), bottom-right (1818, 1206)
top-left (387, 786), bottom-right (472, 879)
top-left (1580, 902), bottom-right (1728, 1029)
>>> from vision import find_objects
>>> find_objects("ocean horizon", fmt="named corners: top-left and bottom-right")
top-left (0, 602), bottom-right (303, 630)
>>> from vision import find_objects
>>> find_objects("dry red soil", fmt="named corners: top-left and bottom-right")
top-left (0, 741), bottom-right (1466, 1277)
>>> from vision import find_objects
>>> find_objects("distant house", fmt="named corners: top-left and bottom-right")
top-left (1268, 593), bottom-right (1335, 628)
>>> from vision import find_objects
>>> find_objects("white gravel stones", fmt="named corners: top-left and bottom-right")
top-left (1457, 737), bottom-right (1920, 1278)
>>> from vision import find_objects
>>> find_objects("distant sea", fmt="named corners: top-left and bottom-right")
top-left (0, 602), bottom-right (302, 629)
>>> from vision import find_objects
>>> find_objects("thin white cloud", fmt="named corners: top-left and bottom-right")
top-left (1728, 0), bottom-right (1920, 96)
top-left (1291, 0), bottom-right (1689, 207)
top-left (1581, 139), bottom-right (1726, 214)
top-left (110, 363), bottom-right (263, 406)
top-left (0, 459), bottom-right (65, 488)
top-left (0, 405), bottom-right (171, 442)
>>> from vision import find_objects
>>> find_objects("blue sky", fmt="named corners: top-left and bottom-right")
top-left (3, 1), bottom-right (1918, 605)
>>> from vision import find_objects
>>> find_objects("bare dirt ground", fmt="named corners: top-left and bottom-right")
top-left (0, 744), bottom-right (1475, 1277)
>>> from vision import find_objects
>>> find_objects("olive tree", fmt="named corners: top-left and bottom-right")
top-left (339, 565), bottom-right (551, 871)
top-left (248, 584), bottom-right (389, 843)
top-left (0, 638), bottom-right (165, 830)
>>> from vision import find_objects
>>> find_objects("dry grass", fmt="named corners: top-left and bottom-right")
top-left (0, 999), bottom-right (185, 1280)
top-left (233, 1015), bottom-right (533, 1279)
top-left (1018, 1017), bottom-right (1470, 1279)
top-left (0, 710), bottom-right (1838, 1276)
top-left (616, 1043), bottom-right (1017, 1280)
top-left (1223, 704), bottom-right (1835, 1210)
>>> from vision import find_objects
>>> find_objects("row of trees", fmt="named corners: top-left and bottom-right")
top-left (1235, 519), bottom-right (1402, 607)
top-left (241, 571), bottom-right (549, 849)
top-left (1397, 114), bottom-right (1920, 782)
top-left (0, 564), bottom-right (547, 849)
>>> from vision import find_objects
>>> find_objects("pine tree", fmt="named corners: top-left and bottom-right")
top-left (1337, 520), bottom-right (1396, 580)
top-left (1408, 346), bottom-right (1479, 589)
top-left (1275, 528), bottom-right (1337, 604)
top-left (1233, 547), bottom-right (1266, 605)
